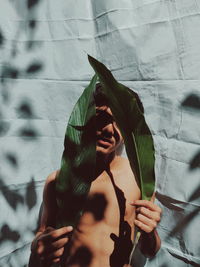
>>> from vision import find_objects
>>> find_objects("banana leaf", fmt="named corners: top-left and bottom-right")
top-left (88, 55), bottom-right (155, 200)
top-left (56, 75), bottom-right (97, 228)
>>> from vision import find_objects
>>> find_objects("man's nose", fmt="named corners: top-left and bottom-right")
top-left (102, 123), bottom-right (114, 137)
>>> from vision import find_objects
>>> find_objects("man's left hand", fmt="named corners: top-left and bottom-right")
top-left (131, 200), bottom-right (162, 233)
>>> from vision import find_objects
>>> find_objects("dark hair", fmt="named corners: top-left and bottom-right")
top-left (93, 82), bottom-right (144, 113)
top-left (93, 83), bottom-right (109, 106)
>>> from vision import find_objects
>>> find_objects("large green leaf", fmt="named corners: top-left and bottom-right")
top-left (88, 55), bottom-right (155, 200)
top-left (56, 75), bottom-right (97, 228)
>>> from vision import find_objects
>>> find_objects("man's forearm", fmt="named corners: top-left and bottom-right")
top-left (139, 229), bottom-right (161, 257)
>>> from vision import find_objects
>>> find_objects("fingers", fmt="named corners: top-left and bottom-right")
top-left (34, 226), bottom-right (73, 265)
top-left (38, 236), bottom-right (69, 255)
top-left (135, 213), bottom-right (157, 233)
top-left (134, 219), bottom-right (153, 233)
top-left (42, 226), bottom-right (73, 242)
top-left (41, 246), bottom-right (65, 262)
top-left (131, 200), bottom-right (162, 213)
top-left (136, 207), bottom-right (160, 222)
top-left (131, 200), bottom-right (162, 233)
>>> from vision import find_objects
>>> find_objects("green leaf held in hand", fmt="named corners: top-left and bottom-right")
top-left (56, 75), bottom-right (97, 228)
top-left (88, 55), bottom-right (155, 200)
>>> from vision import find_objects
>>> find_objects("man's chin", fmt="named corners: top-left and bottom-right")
top-left (96, 145), bottom-right (110, 156)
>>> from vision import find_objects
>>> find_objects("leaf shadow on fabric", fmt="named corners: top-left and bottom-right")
top-left (0, 224), bottom-right (20, 243)
top-left (156, 192), bottom-right (200, 239)
top-left (25, 178), bottom-right (37, 210)
top-left (0, 179), bottom-right (24, 210)
top-left (5, 152), bottom-right (18, 169)
top-left (180, 94), bottom-right (200, 171)
top-left (182, 94), bottom-right (200, 110)
top-left (16, 100), bottom-right (34, 119)
top-left (189, 151), bottom-right (200, 170)
top-left (169, 252), bottom-right (200, 267)
top-left (168, 206), bottom-right (200, 238)
top-left (188, 184), bottom-right (200, 202)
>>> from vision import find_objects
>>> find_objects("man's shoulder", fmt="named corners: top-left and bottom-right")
top-left (115, 156), bottom-right (132, 169)
top-left (117, 156), bottom-right (129, 163)
top-left (43, 170), bottom-right (60, 199)
top-left (45, 169), bottom-right (60, 184)
top-left (113, 156), bottom-right (135, 177)
top-left (113, 156), bottom-right (141, 197)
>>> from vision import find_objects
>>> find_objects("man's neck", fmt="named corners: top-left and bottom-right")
top-left (95, 152), bottom-right (116, 177)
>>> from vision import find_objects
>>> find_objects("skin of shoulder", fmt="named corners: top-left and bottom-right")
top-left (112, 156), bottom-right (141, 193)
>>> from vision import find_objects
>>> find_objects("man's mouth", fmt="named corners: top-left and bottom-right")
top-left (97, 136), bottom-right (113, 148)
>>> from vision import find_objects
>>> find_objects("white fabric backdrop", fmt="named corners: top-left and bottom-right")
top-left (0, 0), bottom-right (200, 266)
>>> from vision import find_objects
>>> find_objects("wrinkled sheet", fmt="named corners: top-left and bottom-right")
top-left (0, 0), bottom-right (200, 266)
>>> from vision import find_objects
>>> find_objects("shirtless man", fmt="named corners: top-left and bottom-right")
top-left (30, 85), bottom-right (162, 267)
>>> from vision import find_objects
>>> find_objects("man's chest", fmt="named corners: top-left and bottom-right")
top-left (79, 171), bottom-right (140, 228)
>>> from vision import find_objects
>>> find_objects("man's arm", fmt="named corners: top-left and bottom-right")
top-left (29, 171), bottom-right (73, 267)
top-left (131, 198), bottom-right (162, 257)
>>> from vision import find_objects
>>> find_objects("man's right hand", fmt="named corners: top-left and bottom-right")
top-left (31, 226), bottom-right (73, 266)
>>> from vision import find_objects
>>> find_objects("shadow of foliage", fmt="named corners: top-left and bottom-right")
top-left (18, 128), bottom-right (38, 140)
top-left (107, 169), bottom-right (133, 267)
top-left (156, 193), bottom-right (200, 245)
top-left (182, 91), bottom-right (200, 170)
top-left (27, 0), bottom-right (40, 9)
top-left (1, 66), bottom-right (19, 81)
top-left (17, 100), bottom-right (34, 119)
top-left (26, 62), bottom-right (43, 74)
top-left (0, 224), bottom-right (20, 243)
top-left (25, 178), bottom-right (37, 210)
top-left (182, 94), bottom-right (200, 110)
top-left (169, 251), bottom-right (200, 266)
top-left (0, 29), bottom-right (4, 46)
top-left (0, 180), bottom-right (24, 210)
top-left (0, 121), bottom-right (10, 136)
top-left (66, 246), bottom-right (92, 267)
top-left (0, 1), bottom-right (43, 266)
top-left (84, 193), bottom-right (107, 221)
top-left (28, 19), bottom-right (37, 29)
top-left (168, 205), bottom-right (200, 238)
top-left (5, 152), bottom-right (18, 168)
top-left (189, 151), bottom-right (200, 170)
top-left (188, 184), bottom-right (200, 202)
top-left (156, 193), bottom-right (184, 212)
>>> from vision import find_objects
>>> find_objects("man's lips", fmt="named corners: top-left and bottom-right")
top-left (97, 136), bottom-right (113, 147)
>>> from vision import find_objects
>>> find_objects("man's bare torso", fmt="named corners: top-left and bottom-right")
top-left (65, 156), bottom-right (140, 267)
top-left (30, 93), bottom-right (161, 267)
